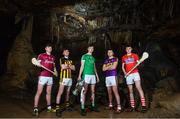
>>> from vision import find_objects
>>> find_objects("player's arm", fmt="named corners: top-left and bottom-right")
top-left (78, 60), bottom-right (85, 80)
top-left (69, 61), bottom-right (75, 71)
top-left (94, 63), bottom-right (100, 83)
top-left (60, 58), bottom-right (68, 70)
top-left (37, 54), bottom-right (42, 64)
top-left (135, 54), bottom-right (140, 64)
top-left (121, 56), bottom-right (126, 75)
top-left (122, 63), bottom-right (126, 75)
top-left (53, 63), bottom-right (58, 77)
top-left (109, 58), bottom-right (118, 70)
top-left (102, 63), bottom-right (109, 71)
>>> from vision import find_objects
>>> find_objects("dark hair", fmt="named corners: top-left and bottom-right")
top-left (45, 43), bottom-right (52, 47)
top-left (106, 48), bottom-right (113, 52)
top-left (63, 48), bottom-right (69, 51)
top-left (87, 44), bottom-right (94, 48)
top-left (126, 45), bottom-right (132, 48)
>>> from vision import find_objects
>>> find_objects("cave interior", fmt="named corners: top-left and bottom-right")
top-left (0, 0), bottom-right (180, 118)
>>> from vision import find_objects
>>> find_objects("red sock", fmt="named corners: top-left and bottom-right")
top-left (130, 99), bottom-right (135, 108)
top-left (141, 98), bottom-right (146, 106)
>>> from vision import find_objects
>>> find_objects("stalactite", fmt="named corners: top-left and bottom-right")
top-left (169, 0), bottom-right (174, 18)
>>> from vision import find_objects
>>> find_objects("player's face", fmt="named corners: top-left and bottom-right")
top-left (88, 46), bottom-right (94, 53)
top-left (126, 47), bottom-right (132, 54)
top-left (45, 46), bottom-right (52, 53)
top-left (107, 50), bottom-right (114, 57)
top-left (63, 50), bottom-right (70, 56)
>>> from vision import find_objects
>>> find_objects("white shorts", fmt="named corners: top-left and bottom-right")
top-left (105, 76), bottom-right (117, 87)
top-left (84, 75), bottom-right (96, 84)
top-left (38, 76), bottom-right (53, 85)
top-left (126, 72), bottom-right (141, 85)
top-left (60, 78), bottom-right (72, 86)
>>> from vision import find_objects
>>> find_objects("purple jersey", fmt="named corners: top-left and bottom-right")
top-left (104, 57), bottom-right (118, 77)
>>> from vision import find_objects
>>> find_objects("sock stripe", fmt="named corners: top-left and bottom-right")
top-left (141, 98), bottom-right (146, 106)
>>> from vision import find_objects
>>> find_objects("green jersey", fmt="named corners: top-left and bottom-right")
top-left (81, 54), bottom-right (95, 78)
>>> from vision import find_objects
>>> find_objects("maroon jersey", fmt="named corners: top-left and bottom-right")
top-left (38, 53), bottom-right (55, 77)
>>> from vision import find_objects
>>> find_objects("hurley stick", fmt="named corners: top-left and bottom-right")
top-left (125, 52), bottom-right (149, 78)
top-left (31, 58), bottom-right (57, 76)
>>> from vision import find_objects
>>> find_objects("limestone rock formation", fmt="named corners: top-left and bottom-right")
top-left (0, 16), bottom-right (36, 91)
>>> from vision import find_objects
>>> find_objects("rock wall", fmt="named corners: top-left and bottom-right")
top-left (0, 16), bottom-right (35, 91)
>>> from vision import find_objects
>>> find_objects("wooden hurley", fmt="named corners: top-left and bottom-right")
top-left (125, 52), bottom-right (149, 78)
top-left (31, 58), bottom-right (57, 76)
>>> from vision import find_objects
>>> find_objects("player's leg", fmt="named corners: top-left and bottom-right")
top-left (106, 86), bottom-right (113, 109)
top-left (126, 74), bottom-right (135, 112)
top-left (65, 79), bottom-right (72, 103)
top-left (33, 84), bottom-right (44, 115)
top-left (134, 73), bottom-right (146, 112)
top-left (46, 77), bottom-right (54, 112)
top-left (105, 76), bottom-right (113, 109)
top-left (34, 84), bottom-right (44, 108)
top-left (90, 75), bottom-right (99, 112)
top-left (56, 84), bottom-right (65, 108)
top-left (55, 80), bottom-right (65, 117)
top-left (80, 82), bottom-right (88, 116)
top-left (91, 84), bottom-right (95, 107)
top-left (127, 84), bottom-right (135, 111)
top-left (46, 84), bottom-right (53, 112)
top-left (65, 86), bottom-right (71, 109)
top-left (112, 81), bottom-right (121, 113)
top-left (33, 76), bottom-right (46, 116)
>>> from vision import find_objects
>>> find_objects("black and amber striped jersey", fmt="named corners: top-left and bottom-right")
top-left (60, 57), bottom-right (73, 80)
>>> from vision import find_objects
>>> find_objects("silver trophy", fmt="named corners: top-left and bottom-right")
top-left (72, 80), bottom-right (84, 96)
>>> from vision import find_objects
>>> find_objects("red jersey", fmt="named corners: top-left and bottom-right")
top-left (122, 53), bottom-right (139, 74)
top-left (38, 53), bottom-right (55, 77)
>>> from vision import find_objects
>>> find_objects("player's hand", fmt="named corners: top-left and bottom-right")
top-left (36, 60), bottom-right (41, 67)
top-left (62, 64), bottom-right (68, 69)
top-left (96, 77), bottom-right (100, 83)
top-left (123, 71), bottom-right (127, 76)
top-left (69, 64), bottom-right (74, 70)
top-left (53, 70), bottom-right (58, 77)
top-left (77, 76), bottom-right (81, 81)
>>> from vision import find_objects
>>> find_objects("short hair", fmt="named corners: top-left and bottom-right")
top-left (106, 48), bottom-right (114, 52)
top-left (87, 44), bottom-right (94, 48)
top-left (45, 43), bottom-right (52, 47)
top-left (63, 48), bottom-right (69, 51)
top-left (126, 45), bottom-right (132, 48)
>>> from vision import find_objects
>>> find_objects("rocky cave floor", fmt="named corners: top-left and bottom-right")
top-left (0, 90), bottom-right (180, 118)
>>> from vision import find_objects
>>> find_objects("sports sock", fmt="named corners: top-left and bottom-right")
top-left (81, 104), bottom-right (85, 109)
top-left (141, 98), bottom-right (146, 106)
top-left (130, 99), bottom-right (135, 108)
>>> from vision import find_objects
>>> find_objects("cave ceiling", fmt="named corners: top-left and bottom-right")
top-left (0, 0), bottom-right (179, 42)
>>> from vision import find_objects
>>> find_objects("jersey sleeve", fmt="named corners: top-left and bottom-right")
top-left (104, 59), bottom-right (107, 64)
top-left (53, 56), bottom-right (55, 64)
top-left (114, 57), bottom-right (118, 62)
top-left (121, 56), bottom-right (125, 64)
top-left (81, 55), bottom-right (85, 61)
top-left (60, 57), bottom-right (65, 65)
top-left (134, 54), bottom-right (139, 62)
top-left (70, 59), bottom-right (74, 65)
top-left (37, 54), bottom-right (43, 61)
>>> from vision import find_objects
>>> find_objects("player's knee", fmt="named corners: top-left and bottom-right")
top-left (136, 85), bottom-right (142, 91)
top-left (58, 91), bottom-right (63, 96)
top-left (46, 90), bottom-right (51, 95)
top-left (91, 90), bottom-right (95, 95)
top-left (129, 89), bottom-right (133, 94)
top-left (36, 89), bottom-right (43, 95)
top-left (66, 90), bottom-right (70, 95)
top-left (108, 91), bottom-right (112, 95)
